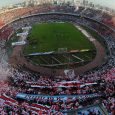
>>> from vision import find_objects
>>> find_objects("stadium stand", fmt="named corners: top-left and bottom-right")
top-left (0, 3), bottom-right (114, 115)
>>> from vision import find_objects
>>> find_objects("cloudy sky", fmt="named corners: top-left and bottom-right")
top-left (0, 0), bottom-right (115, 9)
top-left (0, 0), bottom-right (25, 7)
top-left (87, 0), bottom-right (115, 9)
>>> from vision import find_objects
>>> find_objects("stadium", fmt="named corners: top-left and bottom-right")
top-left (0, 0), bottom-right (114, 114)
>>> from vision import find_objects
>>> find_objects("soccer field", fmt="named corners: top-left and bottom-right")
top-left (24, 22), bottom-right (95, 54)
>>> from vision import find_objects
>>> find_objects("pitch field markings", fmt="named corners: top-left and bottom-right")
top-left (72, 54), bottom-right (84, 62)
top-left (24, 22), bottom-right (96, 68)
top-left (51, 56), bottom-right (62, 64)
top-left (24, 22), bottom-right (95, 54)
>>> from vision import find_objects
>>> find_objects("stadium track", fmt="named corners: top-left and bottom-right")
top-left (9, 13), bottom-right (106, 76)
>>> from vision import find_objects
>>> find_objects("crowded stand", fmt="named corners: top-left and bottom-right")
top-left (0, 3), bottom-right (115, 115)
top-left (0, 20), bottom-right (4, 28)
top-left (0, 4), bottom-right (115, 28)
top-left (0, 26), bottom-right (13, 41)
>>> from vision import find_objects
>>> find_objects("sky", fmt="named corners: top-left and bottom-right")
top-left (0, 0), bottom-right (115, 9)
top-left (0, 0), bottom-right (26, 8)
top-left (87, 0), bottom-right (115, 9)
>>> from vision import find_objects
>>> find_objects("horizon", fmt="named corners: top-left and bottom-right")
top-left (0, 0), bottom-right (115, 10)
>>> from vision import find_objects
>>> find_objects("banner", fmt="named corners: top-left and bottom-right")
top-left (26, 81), bottom-right (97, 88)
top-left (0, 95), bottom-right (63, 114)
top-left (16, 93), bottom-right (102, 102)
top-left (28, 51), bottom-right (54, 56)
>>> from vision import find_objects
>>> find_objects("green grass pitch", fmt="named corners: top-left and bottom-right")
top-left (24, 22), bottom-right (95, 54)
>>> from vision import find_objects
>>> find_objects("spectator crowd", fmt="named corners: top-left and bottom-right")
top-left (0, 3), bottom-right (114, 115)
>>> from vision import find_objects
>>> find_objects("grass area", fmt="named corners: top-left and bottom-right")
top-left (24, 22), bottom-right (95, 54)
top-left (33, 52), bottom-right (94, 64)
top-left (23, 22), bottom-right (97, 69)
top-left (82, 26), bottom-right (108, 50)
top-left (26, 50), bottom-right (96, 69)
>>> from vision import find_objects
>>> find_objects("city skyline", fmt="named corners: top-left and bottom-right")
top-left (0, 0), bottom-right (115, 9)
